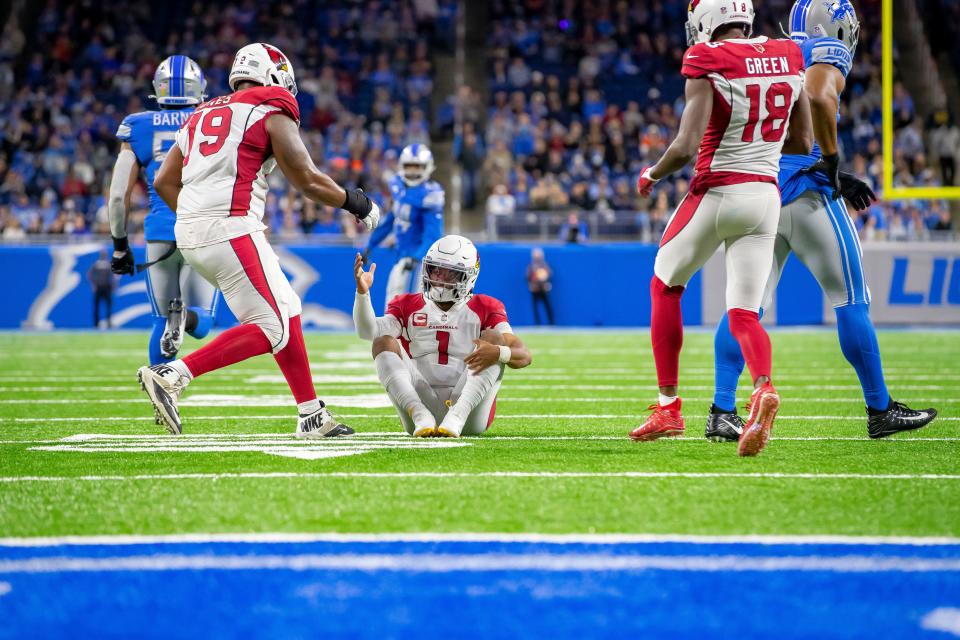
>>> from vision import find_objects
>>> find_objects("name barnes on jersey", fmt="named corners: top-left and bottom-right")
top-left (151, 110), bottom-right (191, 127)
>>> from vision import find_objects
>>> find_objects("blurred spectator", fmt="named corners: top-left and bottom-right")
top-left (87, 249), bottom-right (115, 329)
top-left (929, 111), bottom-right (959, 186)
top-left (486, 183), bottom-right (516, 217)
top-left (558, 212), bottom-right (588, 244)
top-left (526, 247), bottom-right (554, 325)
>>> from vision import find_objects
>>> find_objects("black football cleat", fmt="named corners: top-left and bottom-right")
top-left (867, 401), bottom-right (937, 439)
top-left (705, 404), bottom-right (744, 442)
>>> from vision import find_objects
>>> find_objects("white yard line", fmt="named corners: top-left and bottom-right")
top-left (0, 553), bottom-right (958, 575)
top-left (2, 397), bottom-right (958, 405)
top-left (2, 471), bottom-right (960, 483)
top-left (3, 531), bottom-right (958, 548)
top-left (3, 415), bottom-right (959, 423)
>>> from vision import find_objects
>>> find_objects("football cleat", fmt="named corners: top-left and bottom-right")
top-left (413, 426), bottom-right (439, 438)
top-left (737, 383), bottom-right (780, 457)
top-left (629, 400), bottom-right (685, 441)
top-left (435, 426), bottom-right (461, 438)
top-left (160, 298), bottom-right (186, 360)
top-left (867, 401), bottom-right (937, 439)
top-left (138, 364), bottom-right (189, 435)
top-left (296, 407), bottom-right (355, 439)
top-left (409, 406), bottom-right (438, 438)
top-left (705, 404), bottom-right (744, 442)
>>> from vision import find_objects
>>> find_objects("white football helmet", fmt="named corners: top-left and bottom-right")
top-left (151, 55), bottom-right (206, 106)
top-left (229, 43), bottom-right (298, 96)
top-left (787, 0), bottom-right (860, 56)
top-left (421, 235), bottom-right (479, 305)
top-left (686, 0), bottom-right (755, 46)
top-left (398, 144), bottom-right (435, 186)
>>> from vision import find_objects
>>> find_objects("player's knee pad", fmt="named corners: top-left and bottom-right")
top-left (372, 334), bottom-right (401, 358)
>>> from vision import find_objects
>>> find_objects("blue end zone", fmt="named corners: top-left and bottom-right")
top-left (1, 538), bottom-right (958, 639)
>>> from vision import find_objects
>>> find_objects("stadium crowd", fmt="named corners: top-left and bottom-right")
top-left (0, 0), bottom-right (455, 241)
top-left (466, 0), bottom-right (956, 241)
top-left (0, 0), bottom-right (954, 243)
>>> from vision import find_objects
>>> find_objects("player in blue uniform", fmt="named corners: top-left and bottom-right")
top-left (109, 55), bottom-right (219, 366)
top-left (708, 0), bottom-right (937, 440)
top-left (362, 144), bottom-right (445, 309)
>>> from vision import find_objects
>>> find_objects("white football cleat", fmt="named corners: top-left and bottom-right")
top-left (296, 406), bottom-right (355, 439)
top-left (160, 298), bottom-right (186, 360)
top-left (138, 364), bottom-right (189, 435)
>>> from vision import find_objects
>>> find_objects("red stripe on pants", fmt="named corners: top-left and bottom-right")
top-left (659, 191), bottom-right (705, 247)
top-left (229, 234), bottom-right (283, 349)
top-left (650, 276), bottom-right (685, 388)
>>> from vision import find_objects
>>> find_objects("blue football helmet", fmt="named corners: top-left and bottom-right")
top-left (151, 55), bottom-right (207, 106)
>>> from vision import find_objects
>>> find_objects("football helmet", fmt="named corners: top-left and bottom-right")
top-left (686, 0), bottom-right (755, 46)
top-left (421, 235), bottom-right (479, 305)
top-left (398, 144), bottom-right (435, 186)
top-left (151, 55), bottom-right (206, 106)
top-left (229, 43), bottom-right (298, 96)
top-left (787, 0), bottom-right (860, 55)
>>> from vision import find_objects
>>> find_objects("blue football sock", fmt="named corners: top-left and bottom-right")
top-left (148, 316), bottom-right (170, 366)
top-left (713, 313), bottom-right (745, 412)
top-left (835, 303), bottom-right (890, 411)
top-left (187, 306), bottom-right (214, 340)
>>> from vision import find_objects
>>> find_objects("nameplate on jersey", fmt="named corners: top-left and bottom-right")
top-left (152, 111), bottom-right (191, 127)
top-left (744, 56), bottom-right (791, 76)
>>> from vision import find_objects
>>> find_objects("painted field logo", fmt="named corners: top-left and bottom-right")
top-left (31, 433), bottom-right (469, 460)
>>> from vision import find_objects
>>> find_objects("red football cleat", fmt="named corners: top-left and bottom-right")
top-left (629, 400), bottom-right (685, 441)
top-left (737, 383), bottom-right (780, 457)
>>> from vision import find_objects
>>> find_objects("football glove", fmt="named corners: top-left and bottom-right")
top-left (343, 188), bottom-right (380, 231)
top-left (838, 171), bottom-right (878, 212)
top-left (399, 257), bottom-right (416, 272)
top-left (111, 236), bottom-right (135, 276)
top-left (636, 166), bottom-right (659, 197)
top-left (800, 153), bottom-right (841, 201)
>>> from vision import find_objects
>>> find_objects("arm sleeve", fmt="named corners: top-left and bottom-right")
top-left (108, 147), bottom-right (138, 238)
top-left (366, 210), bottom-right (395, 250)
top-left (412, 202), bottom-right (444, 259)
top-left (353, 292), bottom-right (402, 340)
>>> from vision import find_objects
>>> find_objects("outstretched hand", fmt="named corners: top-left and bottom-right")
top-left (354, 253), bottom-right (376, 294)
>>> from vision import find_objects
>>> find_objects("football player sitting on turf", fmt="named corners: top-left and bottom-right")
top-left (353, 235), bottom-right (532, 437)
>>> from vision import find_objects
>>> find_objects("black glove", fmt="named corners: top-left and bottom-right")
top-left (800, 153), bottom-right (841, 201)
top-left (838, 171), bottom-right (878, 212)
top-left (400, 257), bottom-right (416, 271)
top-left (360, 248), bottom-right (371, 266)
top-left (111, 236), bottom-right (135, 276)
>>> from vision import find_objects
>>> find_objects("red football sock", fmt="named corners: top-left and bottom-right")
top-left (650, 276), bottom-right (685, 388)
top-left (273, 315), bottom-right (317, 404)
top-left (181, 323), bottom-right (272, 378)
top-left (727, 308), bottom-right (772, 383)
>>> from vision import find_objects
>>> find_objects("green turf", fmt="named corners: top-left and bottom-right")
top-left (0, 330), bottom-right (957, 538)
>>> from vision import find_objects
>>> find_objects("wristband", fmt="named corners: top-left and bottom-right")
top-left (343, 189), bottom-right (372, 219)
top-left (112, 236), bottom-right (129, 252)
top-left (498, 345), bottom-right (511, 364)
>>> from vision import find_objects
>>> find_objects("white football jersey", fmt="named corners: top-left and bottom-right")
top-left (681, 37), bottom-right (805, 192)
top-left (173, 85), bottom-right (300, 248)
top-left (381, 293), bottom-right (512, 389)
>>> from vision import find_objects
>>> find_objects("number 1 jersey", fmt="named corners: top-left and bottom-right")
top-left (385, 293), bottom-right (513, 389)
top-left (680, 36), bottom-right (805, 193)
top-left (173, 85), bottom-right (300, 249)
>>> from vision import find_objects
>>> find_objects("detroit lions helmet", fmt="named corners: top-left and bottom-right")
top-left (422, 235), bottom-right (479, 305)
top-left (788, 0), bottom-right (861, 55)
top-left (686, 0), bottom-right (755, 46)
top-left (151, 55), bottom-right (206, 106)
top-left (398, 144), bottom-right (435, 186)
top-left (229, 43), bottom-right (298, 96)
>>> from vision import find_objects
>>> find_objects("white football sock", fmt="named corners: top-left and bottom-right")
top-left (297, 399), bottom-right (321, 416)
top-left (169, 359), bottom-right (193, 382)
top-left (441, 364), bottom-right (502, 434)
top-left (374, 352), bottom-right (433, 428)
top-left (658, 393), bottom-right (678, 407)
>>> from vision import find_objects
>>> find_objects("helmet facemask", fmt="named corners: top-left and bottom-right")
top-left (422, 259), bottom-right (472, 304)
top-left (401, 161), bottom-right (429, 186)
